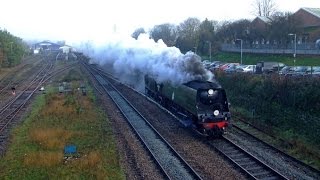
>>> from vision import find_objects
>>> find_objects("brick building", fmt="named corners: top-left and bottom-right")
top-left (250, 16), bottom-right (272, 44)
top-left (292, 7), bottom-right (320, 43)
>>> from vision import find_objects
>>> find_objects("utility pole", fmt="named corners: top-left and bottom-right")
top-left (236, 39), bottom-right (243, 64)
top-left (288, 33), bottom-right (297, 68)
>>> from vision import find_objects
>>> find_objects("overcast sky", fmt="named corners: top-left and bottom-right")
top-left (0, 0), bottom-right (319, 43)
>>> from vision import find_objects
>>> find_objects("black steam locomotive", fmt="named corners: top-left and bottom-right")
top-left (145, 75), bottom-right (231, 136)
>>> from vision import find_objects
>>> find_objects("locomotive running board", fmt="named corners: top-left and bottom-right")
top-left (176, 112), bottom-right (193, 127)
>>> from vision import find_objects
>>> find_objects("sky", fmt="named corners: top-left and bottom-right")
top-left (0, 0), bottom-right (319, 43)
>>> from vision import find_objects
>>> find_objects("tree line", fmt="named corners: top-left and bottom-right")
top-left (132, 12), bottom-right (310, 57)
top-left (0, 29), bottom-right (27, 68)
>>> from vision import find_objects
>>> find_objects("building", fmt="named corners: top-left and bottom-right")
top-left (250, 16), bottom-right (272, 44)
top-left (33, 41), bottom-right (61, 53)
top-left (59, 45), bottom-right (72, 54)
top-left (251, 16), bottom-right (271, 32)
top-left (292, 8), bottom-right (320, 43)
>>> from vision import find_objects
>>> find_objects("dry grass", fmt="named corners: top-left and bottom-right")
top-left (24, 151), bottom-right (63, 167)
top-left (42, 95), bottom-right (77, 119)
top-left (77, 151), bottom-right (101, 169)
top-left (29, 128), bottom-right (73, 149)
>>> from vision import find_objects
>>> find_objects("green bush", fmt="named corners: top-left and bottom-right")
top-left (216, 72), bottom-right (320, 148)
top-left (0, 29), bottom-right (27, 67)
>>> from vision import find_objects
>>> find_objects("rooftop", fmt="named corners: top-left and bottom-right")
top-left (301, 7), bottom-right (320, 19)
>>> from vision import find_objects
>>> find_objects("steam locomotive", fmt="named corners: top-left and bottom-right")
top-left (145, 75), bottom-right (231, 136)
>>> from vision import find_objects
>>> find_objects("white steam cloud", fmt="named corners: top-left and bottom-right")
top-left (77, 34), bottom-right (214, 91)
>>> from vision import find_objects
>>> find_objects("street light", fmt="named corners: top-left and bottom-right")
top-left (288, 33), bottom-right (296, 68)
top-left (288, 33), bottom-right (296, 58)
top-left (236, 39), bottom-right (243, 64)
top-left (206, 41), bottom-right (212, 61)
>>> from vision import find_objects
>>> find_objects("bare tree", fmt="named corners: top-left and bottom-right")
top-left (176, 18), bottom-right (201, 53)
top-left (252, 0), bottom-right (277, 17)
top-left (149, 23), bottom-right (178, 47)
top-left (131, 27), bottom-right (146, 40)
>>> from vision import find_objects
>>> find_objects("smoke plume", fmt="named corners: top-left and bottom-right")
top-left (79, 34), bottom-right (214, 91)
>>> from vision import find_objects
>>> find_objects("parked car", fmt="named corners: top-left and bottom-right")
top-left (311, 66), bottom-right (320, 77)
top-left (279, 66), bottom-right (294, 75)
top-left (202, 60), bottom-right (211, 68)
top-left (292, 66), bottom-right (309, 76)
top-left (219, 63), bottom-right (239, 71)
top-left (224, 64), bottom-right (239, 73)
top-left (236, 65), bottom-right (255, 73)
top-left (256, 61), bottom-right (285, 74)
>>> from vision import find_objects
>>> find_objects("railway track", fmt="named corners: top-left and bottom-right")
top-left (0, 63), bottom-right (52, 154)
top-left (209, 136), bottom-right (287, 180)
top-left (231, 117), bottom-right (320, 179)
top-left (0, 54), bottom-right (77, 155)
top-left (83, 62), bottom-right (203, 180)
top-left (83, 63), bottom-right (291, 179)
top-left (82, 61), bottom-right (319, 179)
top-left (0, 56), bottom-right (46, 107)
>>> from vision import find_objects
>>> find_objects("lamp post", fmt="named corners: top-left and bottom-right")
top-left (236, 39), bottom-right (243, 64)
top-left (288, 33), bottom-right (296, 67)
top-left (206, 41), bottom-right (212, 61)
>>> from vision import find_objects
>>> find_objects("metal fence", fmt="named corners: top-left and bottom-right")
top-left (221, 43), bottom-right (320, 55)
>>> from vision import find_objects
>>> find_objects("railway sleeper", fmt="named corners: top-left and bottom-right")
top-left (251, 170), bottom-right (272, 178)
top-left (224, 149), bottom-right (240, 154)
top-left (233, 157), bottom-right (251, 162)
top-left (246, 165), bottom-right (264, 172)
top-left (260, 176), bottom-right (279, 180)
top-left (228, 153), bottom-right (246, 158)
top-left (222, 147), bottom-right (235, 152)
top-left (239, 161), bottom-right (258, 167)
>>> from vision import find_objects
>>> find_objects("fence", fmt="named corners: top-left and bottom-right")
top-left (221, 43), bottom-right (320, 55)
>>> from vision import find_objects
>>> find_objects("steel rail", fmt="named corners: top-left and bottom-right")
top-left (208, 136), bottom-right (288, 180)
top-left (232, 120), bottom-right (320, 176)
top-left (83, 62), bottom-right (203, 180)
top-left (0, 60), bottom-right (75, 133)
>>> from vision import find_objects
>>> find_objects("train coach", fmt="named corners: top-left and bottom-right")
top-left (145, 75), bottom-right (231, 136)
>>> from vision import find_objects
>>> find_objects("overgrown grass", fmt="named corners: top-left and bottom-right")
top-left (0, 79), bottom-right (124, 179)
top-left (211, 52), bottom-right (320, 66)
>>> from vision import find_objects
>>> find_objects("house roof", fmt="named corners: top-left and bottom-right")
top-left (252, 16), bottom-right (272, 23)
top-left (35, 41), bottom-right (60, 47)
top-left (301, 7), bottom-right (320, 19)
